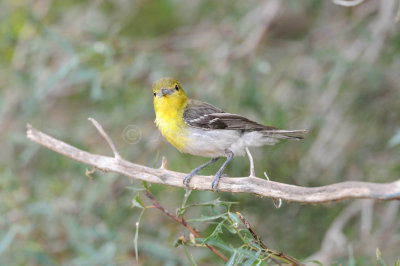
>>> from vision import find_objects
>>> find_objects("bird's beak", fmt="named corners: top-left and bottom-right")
top-left (157, 88), bottom-right (173, 97)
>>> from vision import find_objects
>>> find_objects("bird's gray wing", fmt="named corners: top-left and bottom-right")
top-left (183, 99), bottom-right (277, 131)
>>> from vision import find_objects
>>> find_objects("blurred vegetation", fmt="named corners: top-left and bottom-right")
top-left (1, 0), bottom-right (400, 265)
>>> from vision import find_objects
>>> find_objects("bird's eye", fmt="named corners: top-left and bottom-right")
top-left (175, 85), bottom-right (179, 91)
top-left (153, 92), bottom-right (156, 97)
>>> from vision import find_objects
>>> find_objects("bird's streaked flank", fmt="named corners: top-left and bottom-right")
top-left (152, 77), bottom-right (307, 191)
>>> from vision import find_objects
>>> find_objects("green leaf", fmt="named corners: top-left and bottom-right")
top-left (253, 260), bottom-right (264, 266)
top-left (235, 247), bottom-right (260, 261)
top-left (239, 229), bottom-right (254, 242)
top-left (186, 213), bottom-right (227, 222)
top-left (248, 242), bottom-right (263, 252)
top-left (242, 250), bottom-right (259, 266)
top-left (224, 223), bottom-right (238, 234)
top-left (141, 181), bottom-right (150, 190)
top-left (376, 248), bottom-right (388, 266)
top-left (176, 207), bottom-right (185, 217)
top-left (236, 252), bottom-right (246, 265)
top-left (132, 193), bottom-right (144, 209)
top-left (182, 244), bottom-right (197, 266)
top-left (202, 220), bottom-right (225, 244)
top-left (180, 199), bottom-right (238, 212)
top-left (226, 250), bottom-right (238, 266)
top-left (199, 236), bottom-right (233, 253)
top-left (307, 260), bottom-right (324, 266)
top-left (228, 212), bottom-right (240, 228)
top-left (133, 209), bottom-right (146, 261)
top-left (347, 245), bottom-right (355, 266)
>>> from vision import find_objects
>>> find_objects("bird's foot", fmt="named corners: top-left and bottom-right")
top-left (211, 173), bottom-right (226, 192)
top-left (211, 178), bottom-right (219, 192)
top-left (183, 172), bottom-right (197, 188)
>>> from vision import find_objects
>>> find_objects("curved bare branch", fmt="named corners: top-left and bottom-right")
top-left (26, 123), bottom-right (400, 204)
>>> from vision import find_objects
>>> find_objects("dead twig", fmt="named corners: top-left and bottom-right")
top-left (245, 147), bottom-right (256, 178)
top-left (88, 117), bottom-right (122, 160)
top-left (159, 156), bottom-right (168, 170)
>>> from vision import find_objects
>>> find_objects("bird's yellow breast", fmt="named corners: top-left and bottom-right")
top-left (154, 95), bottom-right (188, 151)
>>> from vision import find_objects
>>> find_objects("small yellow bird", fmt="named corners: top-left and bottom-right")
top-left (152, 77), bottom-right (307, 191)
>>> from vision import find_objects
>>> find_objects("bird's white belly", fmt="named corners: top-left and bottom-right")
top-left (180, 128), bottom-right (276, 158)
top-left (180, 128), bottom-right (238, 157)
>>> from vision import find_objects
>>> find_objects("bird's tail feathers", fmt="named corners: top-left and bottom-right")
top-left (262, 129), bottom-right (308, 140)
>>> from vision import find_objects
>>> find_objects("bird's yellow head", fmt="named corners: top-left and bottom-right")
top-left (152, 77), bottom-right (188, 116)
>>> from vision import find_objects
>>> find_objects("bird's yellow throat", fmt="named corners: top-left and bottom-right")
top-left (153, 89), bottom-right (189, 151)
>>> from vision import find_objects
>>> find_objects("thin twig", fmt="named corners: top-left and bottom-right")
top-left (264, 172), bottom-right (282, 209)
top-left (160, 156), bottom-right (168, 170)
top-left (236, 212), bottom-right (304, 266)
top-left (236, 212), bottom-right (269, 250)
top-left (26, 123), bottom-right (400, 203)
top-left (181, 189), bottom-right (192, 209)
top-left (88, 117), bottom-right (122, 160)
top-left (246, 148), bottom-right (282, 208)
top-left (245, 147), bottom-right (256, 178)
top-left (144, 190), bottom-right (228, 262)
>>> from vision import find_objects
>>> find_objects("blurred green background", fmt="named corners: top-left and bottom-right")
top-left (1, 0), bottom-right (400, 265)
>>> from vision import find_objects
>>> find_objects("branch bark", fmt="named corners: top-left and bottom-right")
top-left (26, 122), bottom-right (400, 204)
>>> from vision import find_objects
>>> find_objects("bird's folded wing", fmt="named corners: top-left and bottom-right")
top-left (183, 99), bottom-right (277, 131)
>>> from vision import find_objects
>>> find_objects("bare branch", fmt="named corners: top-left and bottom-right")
top-left (88, 117), bottom-right (122, 160)
top-left (26, 123), bottom-right (400, 203)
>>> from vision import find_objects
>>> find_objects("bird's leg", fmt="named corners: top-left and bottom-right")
top-left (211, 151), bottom-right (234, 191)
top-left (183, 157), bottom-right (220, 187)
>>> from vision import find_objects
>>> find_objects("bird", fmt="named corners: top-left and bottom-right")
top-left (152, 77), bottom-right (307, 191)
